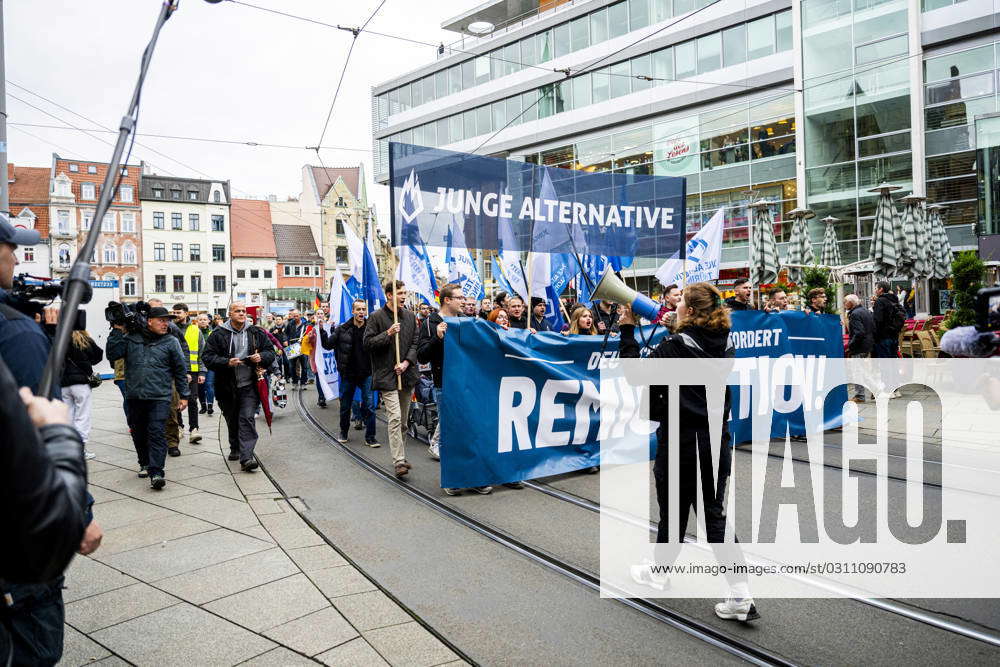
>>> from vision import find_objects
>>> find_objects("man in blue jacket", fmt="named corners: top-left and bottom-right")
top-left (108, 307), bottom-right (190, 489)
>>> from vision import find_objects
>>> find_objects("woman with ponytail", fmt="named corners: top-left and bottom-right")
top-left (618, 282), bottom-right (758, 623)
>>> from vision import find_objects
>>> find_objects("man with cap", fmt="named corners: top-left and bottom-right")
top-left (107, 306), bottom-right (190, 489)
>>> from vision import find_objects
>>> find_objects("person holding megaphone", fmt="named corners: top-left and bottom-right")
top-left (618, 282), bottom-right (759, 623)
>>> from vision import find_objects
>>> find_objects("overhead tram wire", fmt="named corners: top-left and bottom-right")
top-left (225, 0), bottom-right (796, 92)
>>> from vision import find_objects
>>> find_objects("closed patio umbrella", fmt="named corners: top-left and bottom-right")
top-left (820, 216), bottom-right (842, 267)
top-left (867, 181), bottom-right (903, 278)
top-left (784, 207), bottom-right (815, 283)
top-left (899, 194), bottom-right (929, 279)
top-left (926, 204), bottom-right (953, 280)
top-left (748, 199), bottom-right (780, 286)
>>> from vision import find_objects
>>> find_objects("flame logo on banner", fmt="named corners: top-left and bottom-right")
top-left (399, 170), bottom-right (424, 224)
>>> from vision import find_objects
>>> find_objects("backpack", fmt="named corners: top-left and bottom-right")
top-left (888, 302), bottom-right (906, 334)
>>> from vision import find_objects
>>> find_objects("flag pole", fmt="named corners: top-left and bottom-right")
top-left (390, 246), bottom-right (402, 391)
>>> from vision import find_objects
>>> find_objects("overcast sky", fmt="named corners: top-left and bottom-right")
top-left (6, 0), bottom-right (477, 232)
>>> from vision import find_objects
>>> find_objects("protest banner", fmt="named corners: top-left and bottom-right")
top-left (440, 311), bottom-right (847, 489)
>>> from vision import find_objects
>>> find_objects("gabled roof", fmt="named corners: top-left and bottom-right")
top-left (272, 224), bottom-right (322, 263)
top-left (309, 165), bottom-right (359, 203)
top-left (9, 166), bottom-right (50, 203)
top-left (231, 199), bottom-right (277, 258)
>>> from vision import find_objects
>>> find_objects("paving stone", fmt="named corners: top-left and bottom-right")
top-left (287, 545), bottom-right (347, 572)
top-left (99, 513), bottom-right (215, 556)
top-left (63, 556), bottom-right (139, 603)
top-left (316, 637), bottom-right (388, 666)
top-left (87, 484), bottom-right (126, 504)
top-left (156, 547), bottom-right (299, 605)
top-left (258, 506), bottom-right (308, 532)
top-left (160, 491), bottom-right (259, 530)
top-left (238, 647), bottom-right (316, 665)
top-left (91, 602), bottom-right (276, 666)
top-left (204, 573), bottom-right (329, 632)
top-left (363, 622), bottom-right (459, 667)
top-left (88, 467), bottom-right (203, 502)
top-left (60, 623), bottom-right (112, 666)
top-left (65, 582), bottom-right (179, 633)
top-left (265, 526), bottom-right (325, 549)
top-left (240, 525), bottom-right (276, 543)
top-left (180, 451), bottom-right (231, 470)
top-left (159, 463), bottom-right (224, 482)
top-left (86, 459), bottom-right (118, 473)
top-left (92, 497), bottom-right (174, 530)
top-left (249, 497), bottom-right (286, 515)
top-left (179, 471), bottom-right (245, 500)
top-left (234, 470), bottom-right (278, 495)
top-left (97, 528), bottom-right (272, 581)
top-left (245, 491), bottom-right (284, 500)
top-left (263, 606), bottom-right (358, 656)
top-left (308, 566), bottom-right (377, 599)
top-left (331, 590), bottom-right (412, 631)
top-left (93, 656), bottom-right (132, 666)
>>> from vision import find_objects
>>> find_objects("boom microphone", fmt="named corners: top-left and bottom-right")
top-left (940, 326), bottom-right (1000, 357)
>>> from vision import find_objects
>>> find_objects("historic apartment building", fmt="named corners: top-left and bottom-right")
top-left (140, 174), bottom-right (231, 312)
top-left (49, 154), bottom-right (143, 298)
top-left (8, 164), bottom-right (52, 278)
top-left (231, 198), bottom-right (278, 309)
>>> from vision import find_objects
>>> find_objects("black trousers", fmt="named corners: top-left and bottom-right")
top-left (218, 383), bottom-right (261, 463)
top-left (128, 398), bottom-right (171, 476)
top-left (187, 377), bottom-right (200, 430)
top-left (652, 427), bottom-right (747, 586)
top-left (0, 578), bottom-right (65, 666)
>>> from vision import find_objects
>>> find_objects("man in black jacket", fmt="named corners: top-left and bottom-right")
top-left (284, 309), bottom-right (308, 387)
top-left (147, 298), bottom-right (190, 457)
top-left (872, 280), bottom-right (904, 359)
top-left (844, 294), bottom-right (876, 402)
top-left (320, 299), bottom-right (377, 446)
top-left (507, 296), bottom-right (528, 329)
top-left (529, 297), bottom-right (551, 332)
top-left (725, 278), bottom-right (754, 311)
top-left (364, 281), bottom-right (419, 478)
top-left (203, 302), bottom-right (276, 471)
top-left (594, 299), bottom-right (619, 334)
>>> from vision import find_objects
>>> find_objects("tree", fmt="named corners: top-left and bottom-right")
top-left (801, 266), bottom-right (839, 314)
top-left (943, 251), bottom-right (986, 328)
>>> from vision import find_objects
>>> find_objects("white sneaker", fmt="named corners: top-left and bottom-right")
top-left (84, 450), bottom-right (97, 461)
top-left (189, 428), bottom-right (202, 444)
top-left (428, 444), bottom-right (440, 461)
top-left (714, 594), bottom-right (760, 622)
top-left (629, 559), bottom-right (669, 591)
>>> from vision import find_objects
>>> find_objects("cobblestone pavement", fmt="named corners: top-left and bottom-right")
top-left (60, 385), bottom-right (464, 667)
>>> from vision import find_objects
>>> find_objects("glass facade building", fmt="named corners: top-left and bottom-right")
top-left (372, 0), bottom-right (1000, 281)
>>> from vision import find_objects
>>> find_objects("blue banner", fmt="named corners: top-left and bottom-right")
top-left (440, 311), bottom-right (846, 489)
top-left (389, 142), bottom-right (686, 259)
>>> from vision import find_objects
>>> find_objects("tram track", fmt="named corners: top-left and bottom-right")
top-left (294, 389), bottom-right (797, 667)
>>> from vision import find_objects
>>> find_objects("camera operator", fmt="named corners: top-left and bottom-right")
top-left (146, 299), bottom-right (190, 457)
top-left (108, 306), bottom-right (190, 489)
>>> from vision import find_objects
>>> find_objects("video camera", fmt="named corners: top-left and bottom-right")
top-left (8, 273), bottom-right (89, 330)
top-left (105, 300), bottom-right (150, 333)
top-left (976, 286), bottom-right (1000, 333)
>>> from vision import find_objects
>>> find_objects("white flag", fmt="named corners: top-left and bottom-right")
top-left (498, 220), bottom-right (529, 303)
top-left (396, 222), bottom-right (438, 306)
top-left (342, 221), bottom-right (364, 281)
top-left (655, 207), bottom-right (725, 286)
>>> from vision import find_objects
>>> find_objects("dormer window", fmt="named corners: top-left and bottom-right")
top-left (87, 165), bottom-right (97, 174)
top-left (170, 188), bottom-right (181, 200)
top-left (53, 174), bottom-right (72, 198)
top-left (337, 196), bottom-right (345, 206)
top-left (213, 191), bottom-right (221, 203)
top-left (81, 183), bottom-right (96, 200)
top-left (188, 190), bottom-right (198, 200)
top-left (152, 187), bottom-right (163, 198)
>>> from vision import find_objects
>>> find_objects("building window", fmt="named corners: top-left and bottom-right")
top-left (122, 243), bottom-right (136, 264)
top-left (263, 269), bottom-right (272, 279)
top-left (283, 266), bottom-right (290, 276)
top-left (172, 243), bottom-right (183, 261)
top-left (190, 244), bottom-right (200, 262)
top-left (171, 212), bottom-right (182, 230)
top-left (81, 183), bottom-right (96, 200)
top-left (213, 275), bottom-right (226, 292)
top-left (57, 244), bottom-right (71, 267)
top-left (155, 275), bottom-right (166, 292)
top-left (211, 215), bottom-right (225, 232)
top-left (250, 269), bottom-right (259, 279)
top-left (212, 244), bottom-right (225, 262)
top-left (237, 292), bottom-right (247, 301)
top-left (102, 213), bottom-right (115, 232)
top-left (121, 212), bottom-right (135, 232)
top-left (123, 275), bottom-right (137, 296)
top-left (336, 196), bottom-right (345, 206)
top-left (170, 188), bottom-right (181, 200)
top-left (189, 213), bottom-right (200, 230)
top-left (188, 190), bottom-right (198, 200)
top-left (152, 187), bottom-right (163, 198)
top-left (236, 269), bottom-right (246, 278)
top-left (81, 211), bottom-right (93, 231)
top-left (119, 185), bottom-right (133, 202)
top-left (293, 266), bottom-right (301, 276)
top-left (213, 191), bottom-right (221, 203)
top-left (102, 243), bottom-right (117, 264)
top-left (87, 165), bottom-right (97, 174)
top-left (153, 212), bottom-right (164, 229)
top-left (336, 246), bottom-right (349, 264)
top-left (68, 164), bottom-right (79, 172)
top-left (173, 275), bottom-right (184, 292)
top-left (120, 167), bottom-right (128, 176)
top-left (153, 242), bottom-right (165, 261)
top-left (56, 210), bottom-right (70, 234)
top-left (335, 219), bottom-right (345, 236)
top-left (190, 275), bottom-right (202, 292)
top-left (22, 247), bottom-right (34, 262)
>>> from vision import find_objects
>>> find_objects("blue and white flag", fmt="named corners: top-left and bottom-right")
top-left (362, 225), bottom-right (385, 312)
top-left (444, 215), bottom-right (485, 300)
top-left (315, 268), bottom-right (354, 402)
top-left (498, 217), bottom-right (528, 303)
top-left (655, 206), bottom-right (724, 286)
top-left (342, 221), bottom-right (365, 281)
top-left (577, 255), bottom-right (611, 306)
top-left (396, 220), bottom-right (438, 306)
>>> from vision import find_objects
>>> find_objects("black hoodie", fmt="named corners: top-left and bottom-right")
top-left (619, 324), bottom-right (733, 441)
top-left (872, 291), bottom-right (903, 340)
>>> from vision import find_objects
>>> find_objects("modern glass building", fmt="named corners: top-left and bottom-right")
top-left (372, 0), bottom-right (1000, 294)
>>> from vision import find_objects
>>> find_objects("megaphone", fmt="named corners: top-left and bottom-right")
top-left (591, 267), bottom-right (664, 322)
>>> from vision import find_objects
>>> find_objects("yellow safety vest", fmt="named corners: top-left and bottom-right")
top-left (184, 323), bottom-right (201, 372)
